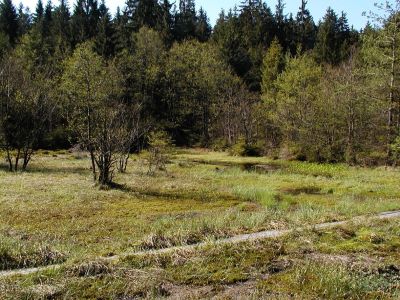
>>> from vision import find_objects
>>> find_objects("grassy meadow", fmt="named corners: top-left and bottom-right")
top-left (0, 149), bottom-right (399, 298)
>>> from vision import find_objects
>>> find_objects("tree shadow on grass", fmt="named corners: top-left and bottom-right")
top-left (109, 182), bottom-right (239, 203)
top-left (0, 162), bottom-right (89, 175)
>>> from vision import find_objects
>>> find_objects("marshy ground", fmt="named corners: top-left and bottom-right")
top-left (0, 149), bottom-right (399, 299)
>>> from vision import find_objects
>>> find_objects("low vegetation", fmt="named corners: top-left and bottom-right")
top-left (0, 215), bottom-right (399, 299)
top-left (0, 149), bottom-right (399, 297)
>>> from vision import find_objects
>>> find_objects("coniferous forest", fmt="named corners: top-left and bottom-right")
top-left (0, 0), bottom-right (400, 184)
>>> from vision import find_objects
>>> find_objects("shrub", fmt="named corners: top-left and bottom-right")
top-left (230, 137), bottom-right (262, 157)
top-left (143, 131), bottom-right (173, 175)
top-left (390, 136), bottom-right (400, 165)
top-left (357, 151), bottom-right (387, 167)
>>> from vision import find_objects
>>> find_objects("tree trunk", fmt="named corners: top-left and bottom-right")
top-left (387, 32), bottom-right (397, 165)
top-left (119, 153), bottom-right (130, 173)
top-left (98, 152), bottom-right (112, 185)
top-left (6, 147), bottom-right (13, 172)
top-left (89, 149), bottom-right (97, 181)
top-left (22, 148), bottom-right (33, 171)
top-left (14, 148), bottom-right (20, 172)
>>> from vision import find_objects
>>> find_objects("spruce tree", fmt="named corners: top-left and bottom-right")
top-left (95, 0), bottom-right (115, 57)
top-left (137, 0), bottom-right (161, 30)
top-left (53, 0), bottom-right (71, 58)
top-left (195, 7), bottom-right (211, 42)
top-left (238, 0), bottom-right (276, 90)
top-left (174, 0), bottom-right (197, 41)
top-left (34, 0), bottom-right (44, 23)
top-left (159, 0), bottom-right (174, 45)
top-left (113, 6), bottom-right (130, 52)
top-left (0, 0), bottom-right (18, 45)
top-left (274, 0), bottom-right (286, 46)
top-left (125, 0), bottom-right (161, 31)
top-left (314, 7), bottom-right (340, 64)
top-left (296, 0), bottom-right (316, 51)
top-left (17, 4), bottom-right (31, 37)
top-left (213, 8), bottom-right (251, 81)
top-left (71, 0), bottom-right (100, 45)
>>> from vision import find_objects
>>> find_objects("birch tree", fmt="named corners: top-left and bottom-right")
top-left (364, 1), bottom-right (400, 163)
top-left (62, 42), bottom-right (141, 185)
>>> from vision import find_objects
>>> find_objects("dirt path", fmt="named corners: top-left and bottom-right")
top-left (1, 210), bottom-right (400, 279)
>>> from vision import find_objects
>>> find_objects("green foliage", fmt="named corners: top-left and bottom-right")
top-left (165, 40), bottom-right (231, 146)
top-left (144, 131), bottom-right (173, 175)
top-left (230, 137), bottom-right (262, 157)
top-left (0, 0), bottom-right (18, 45)
top-left (314, 9), bottom-right (355, 65)
top-left (391, 136), bottom-right (400, 164)
top-left (0, 0), bottom-right (394, 165)
top-left (0, 53), bottom-right (53, 171)
top-left (129, 26), bottom-right (165, 114)
top-left (261, 37), bottom-right (283, 99)
top-left (127, 0), bottom-right (162, 31)
top-left (296, 0), bottom-right (316, 52)
top-left (41, 126), bottom-right (71, 150)
top-left (0, 31), bottom-right (10, 57)
top-left (62, 42), bottom-right (141, 185)
top-left (274, 53), bottom-right (325, 161)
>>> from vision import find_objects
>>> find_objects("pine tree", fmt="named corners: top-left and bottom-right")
top-left (71, 0), bottom-right (87, 44)
top-left (313, 8), bottom-right (357, 65)
top-left (43, 1), bottom-right (53, 38)
top-left (0, 0), bottom-right (18, 45)
top-left (88, 0), bottom-right (100, 35)
top-left (124, 0), bottom-right (138, 18)
top-left (337, 11), bottom-right (355, 60)
top-left (23, 0), bottom-right (56, 69)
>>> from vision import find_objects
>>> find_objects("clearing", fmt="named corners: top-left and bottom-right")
top-left (0, 149), bottom-right (399, 299)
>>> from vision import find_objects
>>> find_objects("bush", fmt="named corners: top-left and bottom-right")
top-left (357, 151), bottom-right (387, 167)
top-left (143, 131), bottom-right (173, 175)
top-left (390, 136), bottom-right (400, 165)
top-left (40, 126), bottom-right (71, 150)
top-left (230, 138), bottom-right (263, 157)
top-left (211, 138), bottom-right (230, 151)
